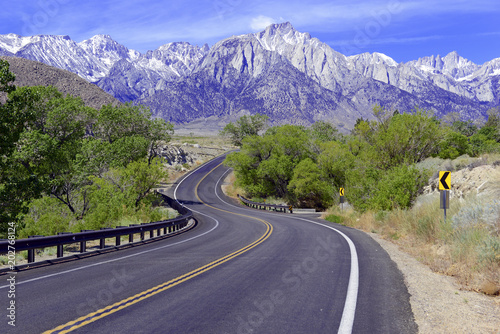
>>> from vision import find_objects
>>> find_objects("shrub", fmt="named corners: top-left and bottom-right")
top-left (19, 197), bottom-right (74, 238)
top-left (325, 214), bottom-right (343, 225)
top-left (368, 164), bottom-right (427, 211)
top-left (438, 131), bottom-right (470, 159)
top-left (451, 199), bottom-right (500, 235)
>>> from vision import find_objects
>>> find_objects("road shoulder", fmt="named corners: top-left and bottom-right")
top-left (368, 232), bottom-right (500, 334)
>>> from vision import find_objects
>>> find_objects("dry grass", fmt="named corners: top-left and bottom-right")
top-left (221, 171), bottom-right (245, 199)
top-left (325, 191), bottom-right (500, 294)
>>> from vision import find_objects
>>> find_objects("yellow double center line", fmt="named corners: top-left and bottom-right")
top-left (45, 163), bottom-right (273, 334)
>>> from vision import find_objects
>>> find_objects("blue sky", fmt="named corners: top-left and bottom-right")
top-left (1, 0), bottom-right (499, 64)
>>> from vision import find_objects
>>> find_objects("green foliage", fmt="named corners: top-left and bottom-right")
top-left (324, 214), bottom-right (343, 224)
top-left (219, 113), bottom-right (269, 146)
top-left (451, 120), bottom-right (478, 137)
top-left (318, 141), bottom-right (355, 189)
top-left (438, 131), bottom-right (470, 159)
top-left (345, 163), bottom-right (427, 212)
top-left (227, 107), bottom-right (442, 212)
top-left (484, 108), bottom-right (500, 129)
top-left (308, 121), bottom-right (340, 143)
top-left (0, 59), bottom-right (15, 94)
top-left (0, 64), bottom-right (173, 237)
top-left (226, 105), bottom-right (497, 214)
top-left (288, 158), bottom-right (333, 209)
top-left (225, 124), bottom-right (313, 200)
top-left (370, 108), bottom-right (442, 169)
top-left (19, 197), bottom-right (73, 238)
top-left (367, 164), bottom-right (427, 211)
top-left (466, 126), bottom-right (500, 156)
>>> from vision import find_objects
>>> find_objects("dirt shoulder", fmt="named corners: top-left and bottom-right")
top-left (370, 232), bottom-right (500, 334)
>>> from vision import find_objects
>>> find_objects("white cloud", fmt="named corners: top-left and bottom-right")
top-left (250, 15), bottom-right (276, 31)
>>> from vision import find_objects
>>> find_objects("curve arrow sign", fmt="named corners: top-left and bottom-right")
top-left (439, 171), bottom-right (451, 190)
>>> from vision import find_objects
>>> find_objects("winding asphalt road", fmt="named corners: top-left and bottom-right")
top-left (0, 154), bottom-right (417, 333)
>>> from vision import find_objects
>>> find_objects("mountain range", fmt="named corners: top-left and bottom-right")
top-left (1, 22), bottom-right (498, 132)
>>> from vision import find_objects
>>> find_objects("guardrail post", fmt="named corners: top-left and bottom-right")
top-left (80, 230), bottom-right (93, 253)
top-left (56, 232), bottom-right (72, 258)
top-left (149, 230), bottom-right (154, 238)
top-left (57, 245), bottom-right (63, 258)
top-left (100, 228), bottom-right (112, 249)
top-left (129, 233), bottom-right (134, 243)
top-left (27, 235), bottom-right (42, 263)
top-left (28, 248), bottom-right (34, 263)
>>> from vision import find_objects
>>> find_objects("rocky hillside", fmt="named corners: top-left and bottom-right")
top-left (422, 157), bottom-right (500, 200)
top-left (0, 56), bottom-right (119, 109)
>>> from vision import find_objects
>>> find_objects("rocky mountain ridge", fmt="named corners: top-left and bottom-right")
top-left (1, 23), bottom-right (498, 130)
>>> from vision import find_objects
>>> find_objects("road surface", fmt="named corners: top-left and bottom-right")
top-left (0, 155), bottom-right (417, 333)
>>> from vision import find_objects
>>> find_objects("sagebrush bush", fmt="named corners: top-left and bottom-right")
top-left (452, 199), bottom-right (500, 235)
top-left (478, 236), bottom-right (500, 265)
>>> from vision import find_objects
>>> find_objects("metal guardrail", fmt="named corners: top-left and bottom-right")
top-left (0, 193), bottom-right (194, 264)
top-left (237, 195), bottom-right (292, 213)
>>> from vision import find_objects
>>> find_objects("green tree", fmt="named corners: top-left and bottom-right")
top-left (225, 124), bottom-right (312, 200)
top-left (484, 108), bottom-right (500, 129)
top-left (288, 158), bottom-right (333, 209)
top-left (468, 132), bottom-right (500, 156)
top-left (0, 59), bottom-right (15, 94)
top-left (318, 141), bottom-right (355, 189)
top-left (438, 131), bottom-right (470, 159)
top-left (368, 164), bottom-right (427, 211)
top-left (369, 108), bottom-right (442, 169)
top-left (451, 120), bottom-right (478, 137)
top-left (309, 121), bottom-right (340, 143)
top-left (79, 158), bottom-right (166, 230)
top-left (220, 113), bottom-right (269, 146)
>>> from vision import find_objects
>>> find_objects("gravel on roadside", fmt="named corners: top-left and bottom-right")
top-left (369, 232), bottom-right (500, 334)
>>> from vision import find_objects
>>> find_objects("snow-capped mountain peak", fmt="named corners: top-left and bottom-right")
top-left (254, 22), bottom-right (314, 51)
top-left (410, 51), bottom-right (480, 79)
top-left (0, 34), bottom-right (42, 54)
top-left (79, 34), bottom-right (140, 65)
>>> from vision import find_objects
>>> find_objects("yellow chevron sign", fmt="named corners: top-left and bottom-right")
top-left (439, 171), bottom-right (451, 190)
top-left (340, 188), bottom-right (344, 196)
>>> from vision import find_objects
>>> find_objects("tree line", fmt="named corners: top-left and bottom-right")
top-left (0, 60), bottom-right (173, 237)
top-left (222, 106), bottom-right (500, 211)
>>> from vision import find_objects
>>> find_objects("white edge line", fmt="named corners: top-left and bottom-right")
top-left (214, 168), bottom-right (359, 334)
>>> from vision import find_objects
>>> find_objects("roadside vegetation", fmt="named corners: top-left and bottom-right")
top-left (0, 60), bottom-right (174, 238)
top-left (222, 109), bottom-right (500, 292)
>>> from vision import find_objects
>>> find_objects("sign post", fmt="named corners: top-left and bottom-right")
top-left (339, 187), bottom-right (345, 213)
top-left (439, 171), bottom-right (451, 221)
